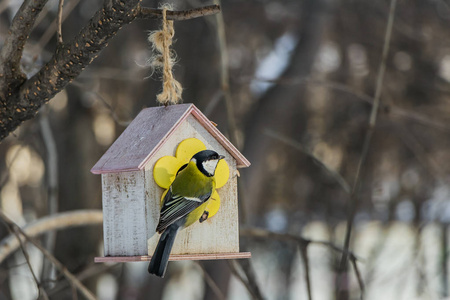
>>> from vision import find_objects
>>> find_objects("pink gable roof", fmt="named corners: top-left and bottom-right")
top-left (91, 104), bottom-right (250, 174)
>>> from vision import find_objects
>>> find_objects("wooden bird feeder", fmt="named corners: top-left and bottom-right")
top-left (91, 103), bottom-right (251, 262)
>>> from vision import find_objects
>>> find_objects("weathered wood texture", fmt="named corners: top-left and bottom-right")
top-left (93, 105), bottom-right (191, 173)
top-left (95, 252), bottom-right (251, 262)
top-left (102, 171), bottom-right (151, 256)
top-left (91, 104), bottom-right (250, 174)
top-left (146, 115), bottom-right (240, 255)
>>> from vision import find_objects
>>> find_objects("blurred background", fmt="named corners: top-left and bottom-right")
top-left (1, 0), bottom-right (450, 299)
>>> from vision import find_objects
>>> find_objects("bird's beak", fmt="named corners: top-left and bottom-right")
top-left (219, 155), bottom-right (225, 160)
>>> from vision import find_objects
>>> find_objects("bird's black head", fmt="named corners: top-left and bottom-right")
top-left (191, 150), bottom-right (225, 177)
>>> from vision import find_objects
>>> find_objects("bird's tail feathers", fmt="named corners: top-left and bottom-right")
top-left (148, 225), bottom-right (178, 277)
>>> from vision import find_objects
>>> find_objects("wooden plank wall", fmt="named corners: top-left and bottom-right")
top-left (102, 170), bottom-right (150, 256)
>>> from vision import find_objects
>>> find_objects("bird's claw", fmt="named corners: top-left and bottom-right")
top-left (199, 211), bottom-right (209, 223)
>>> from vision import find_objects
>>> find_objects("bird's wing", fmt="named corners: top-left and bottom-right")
top-left (156, 188), bottom-right (212, 233)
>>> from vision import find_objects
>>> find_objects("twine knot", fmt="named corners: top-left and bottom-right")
top-left (148, 4), bottom-right (182, 106)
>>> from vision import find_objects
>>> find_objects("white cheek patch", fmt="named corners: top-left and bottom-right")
top-left (202, 159), bottom-right (219, 175)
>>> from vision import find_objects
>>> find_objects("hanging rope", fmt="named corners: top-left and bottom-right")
top-left (148, 4), bottom-right (183, 106)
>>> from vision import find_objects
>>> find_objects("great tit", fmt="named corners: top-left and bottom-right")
top-left (148, 149), bottom-right (225, 277)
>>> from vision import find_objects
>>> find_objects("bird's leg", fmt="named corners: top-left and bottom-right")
top-left (199, 211), bottom-right (209, 223)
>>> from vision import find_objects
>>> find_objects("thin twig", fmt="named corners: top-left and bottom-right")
top-left (393, 122), bottom-right (443, 181)
top-left (0, 210), bottom-right (98, 300)
top-left (56, 0), bottom-right (64, 44)
top-left (442, 223), bottom-right (449, 298)
top-left (206, 0), bottom-right (247, 226)
top-left (264, 129), bottom-right (351, 194)
top-left (412, 225), bottom-right (428, 296)
top-left (213, 0), bottom-right (240, 148)
top-left (227, 260), bottom-right (262, 300)
top-left (48, 263), bottom-right (117, 297)
top-left (390, 108), bottom-right (450, 133)
top-left (33, 0), bottom-right (81, 55)
top-left (6, 224), bottom-right (49, 300)
top-left (71, 283), bottom-right (79, 300)
top-left (0, 210), bottom-right (103, 263)
top-left (70, 81), bottom-right (131, 126)
top-left (360, 223), bottom-right (392, 291)
top-left (35, 3), bottom-right (219, 55)
top-left (250, 76), bottom-right (373, 104)
top-left (77, 67), bottom-right (147, 82)
top-left (39, 108), bottom-right (59, 287)
top-left (350, 257), bottom-right (365, 300)
top-left (238, 259), bottom-right (264, 300)
top-left (195, 262), bottom-right (227, 300)
top-left (13, 229), bottom-right (39, 294)
top-left (39, 112), bottom-right (59, 219)
top-left (369, 5), bottom-right (397, 126)
top-left (137, 5), bottom-right (220, 21)
top-left (299, 243), bottom-right (313, 300)
top-left (0, 143), bottom-right (24, 187)
top-left (250, 76), bottom-right (450, 133)
top-left (338, 0), bottom-right (397, 296)
top-left (203, 90), bottom-right (224, 117)
top-left (240, 227), bottom-right (361, 262)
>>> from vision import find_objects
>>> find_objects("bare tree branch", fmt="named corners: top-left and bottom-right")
top-left (338, 0), bottom-right (398, 298)
top-left (238, 259), bottom-right (265, 300)
top-left (251, 76), bottom-right (450, 133)
top-left (39, 109), bottom-right (59, 287)
top-left (299, 243), bottom-right (313, 300)
top-left (214, 1), bottom-right (240, 149)
top-left (264, 129), bottom-right (351, 194)
top-left (0, 210), bottom-right (103, 263)
top-left (240, 227), bottom-right (361, 261)
top-left (0, 2), bottom-right (221, 141)
top-left (5, 222), bottom-right (50, 299)
top-left (350, 256), bottom-right (365, 300)
top-left (0, 210), bottom-right (98, 300)
top-left (195, 262), bottom-right (227, 300)
top-left (391, 108), bottom-right (450, 133)
top-left (34, 0), bottom-right (81, 55)
top-left (0, 210), bottom-right (97, 300)
top-left (56, 0), bottom-right (65, 44)
top-left (48, 263), bottom-right (118, 297)
top-left (137, 5), bottom-right (220, 21)
top-left (0, 0), bottom-right (49, 98)
top-left (0, 0), bottom-right (140, 140)
top-left (393, 122), bottom-right (443, 181)
top-left (227, 260), bottom-right (263, 300)
top-left (70, 81), bottom-right (131, 126)
top-left (249, 76), bottom-right (374, 104)
top-left (441, 223), bottom-right (448, 298)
